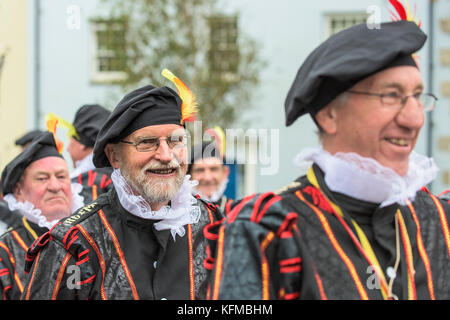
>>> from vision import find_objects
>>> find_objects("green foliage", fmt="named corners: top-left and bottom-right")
top-left (100, 0), bottom-right (263, 129)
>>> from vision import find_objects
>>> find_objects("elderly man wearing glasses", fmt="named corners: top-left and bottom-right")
top-left (21, 70), bottom-right (223, 300)
top-left (205, 18), bottom-right (450, 300)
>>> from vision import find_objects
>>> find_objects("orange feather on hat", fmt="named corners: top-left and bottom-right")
top-left (161, 69), bottom-right (199, 125)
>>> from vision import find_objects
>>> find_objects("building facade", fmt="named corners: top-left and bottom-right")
top-left (0, 0), bottom-right (29, 169)
top-left (0, 0), bottom-right (448, 197)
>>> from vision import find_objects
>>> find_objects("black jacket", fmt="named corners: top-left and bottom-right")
top-left (71, 167), bottom-right (113, 204)
top-left (0, 216), bottom-right (47, 300)
top-left (205, 164), bottom-right (450, 300)
top-left (22, 187), bottom-right (223, 300)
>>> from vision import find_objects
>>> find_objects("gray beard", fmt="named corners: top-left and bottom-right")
top-left (121, 164), bottom-right (186, 205)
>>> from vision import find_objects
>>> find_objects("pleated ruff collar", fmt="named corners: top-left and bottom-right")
top-left (3, 183), bottom-right (85, 230)
top-left (192, 178), bottom-right (228, 203)
top-left (111, 169), bottom-right (201, 240)
top-left (294, 147), bottom-right (438, 207)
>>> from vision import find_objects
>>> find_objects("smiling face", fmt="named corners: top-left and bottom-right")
top-left (105, 124), bottom-right (188, 208)
top-left (316, 66), bottom-right (425, 176)
top-left (14, 156), bottom-right (73, 221)
top-left (190, 157), bottom-right (229, 198)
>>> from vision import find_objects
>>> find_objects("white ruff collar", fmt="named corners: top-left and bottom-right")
top-left (3, 183), bottom-right (85, 230)
top-left (70, 153), bottom-right (96, 179)
top-left (111, 169), bottom-right (201, 240)
top-left (294, 147), bottom-right (439, 207)
top-left (192, 178), bottom-right (228, 203)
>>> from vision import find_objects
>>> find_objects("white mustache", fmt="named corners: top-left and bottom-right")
top-left (143, 159), bottom-right (181, 171)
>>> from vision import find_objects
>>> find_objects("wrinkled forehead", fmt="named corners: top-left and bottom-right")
top-left (355, 65), bottom-right (424, 92)
top-left (23, 156), bottom-right (69, 177)
top-left (193, 157), bottom-right (224, 168)
top-left (126, 124), bottom-right (186, 139)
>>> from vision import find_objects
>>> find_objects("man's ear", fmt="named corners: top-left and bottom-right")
top-left (82, 145), bottom-right (94, 153)
top-left (315, 104), bottom-right (338, 135)
top-left (13, 181), bottom-right (24, 202)
top-left (104, 144), bottom-right (121, 169)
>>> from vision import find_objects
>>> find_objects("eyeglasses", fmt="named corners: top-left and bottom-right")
top-left (120, 134), bottom-right (187, 152)
top-left (346, 90), bottom-right (438, 112)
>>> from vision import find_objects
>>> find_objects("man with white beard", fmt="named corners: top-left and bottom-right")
top-left (21, 70), bottom-right (223, 300)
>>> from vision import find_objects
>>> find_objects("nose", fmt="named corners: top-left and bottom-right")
top-left (47, 176), bottom-right (63, 192)
top-left (154, 139), bottom-right (173, 163)
top-left (202, 168), bottom-right (214, 182)
top-left (395, 96), bottom-right (425, 130)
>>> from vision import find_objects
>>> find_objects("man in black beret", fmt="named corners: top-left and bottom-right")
top-left (0, 131), bottom-right (44, 225)
top-left (189, 141), bottom-right (233, 214)
top-left (0, 132), bottom-right (84, 299)
top-left (14, 130), bottom-right (45, 150)
top-left (65, 104), bottom-right (113, 203)
top-left (205, 20), bottom-right (450, 300)
top-left (22, 72), bottom-right (223, 300)
top-left (0, 130), bottom-right (46, 199)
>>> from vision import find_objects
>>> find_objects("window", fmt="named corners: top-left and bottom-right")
top-left (324, 12), bottom-right (368, 38)
top-left (90, 18), bottom-right (127, 83)
top-left (208, 14), bottom-right (239, 80)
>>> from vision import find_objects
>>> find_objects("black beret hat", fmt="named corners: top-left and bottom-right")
top-left (72, 104), bottom-right (111, 148)
top-left (93, 85), bottom-right (183, 168)
top-left (2, 132), bottom-right (63, 195)
top-left (284, 20), bottom-right (427, 126)
top-left (188, 141), bottom-right (223, 174)
top-left (15, 130), bottom-right (45, 147)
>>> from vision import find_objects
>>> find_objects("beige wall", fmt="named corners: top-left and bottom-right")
top-left (0, 0), bottom-right (29, 170)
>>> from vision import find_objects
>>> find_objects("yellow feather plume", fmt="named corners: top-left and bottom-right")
top-left (161, 68), bottom-right (198, 125)
top-left (45, 113), bottom-right (65, 154)
top-left (205, 126), bottom-right (226, 158)
top-left (45, 112), bottom-right (79, 140)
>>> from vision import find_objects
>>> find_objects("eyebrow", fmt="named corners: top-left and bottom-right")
top-left (379, 82), bottom-right (425, 91)
top-left (135, 136), bottom-right (159, 140)
top-left (33, 169), bottom-right (68, 176)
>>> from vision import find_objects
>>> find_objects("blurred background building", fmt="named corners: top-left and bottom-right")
top-left (0, 0), bottom-right (448, 198)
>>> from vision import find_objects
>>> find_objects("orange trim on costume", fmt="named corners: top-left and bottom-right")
top-left (76, 225), bottom-right (107, 300)
top-left (22, 217), bottom-right (38, 240)
top-left (227, 194), bottom-right (256, 223)
top-left (312, 263), bottom-right (327, 300)
top-left (251, 193), bottom-right (281, 223)
top-left (205, 206), bottom-right (214, 224)
top-left (304, 171), bottom-right (390, 298)
top-left (429, 194), bottom-right (450, 258)
top-left (0, 241), bottom-right (24, 294)
top-left (52, 252), bottom-right (73, 299)
top-left (187, 224), bottom-right (195, 300)
top-left (332, 206), bottom-right (390, 298)
top-left (24, 250), bottom-right (41, 300)
top-left (98, 209), bottom-right (139, 300)
top-left (407, 201), bottom-right (435, 299)
top-left (260, 231), bottom-right (275, 300)
top-left (11, 230), bottom-right (28, 252)
top-left (92, 185), bottom-right (98, 201)
top-left (295, 191), bottom-right (369, 300)
top-left (397, 211), bottom-right (417, 300)
top-left (255, 196), bottom-right (282, 223)
top-left (212, 226), bottom-right (226, 300)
